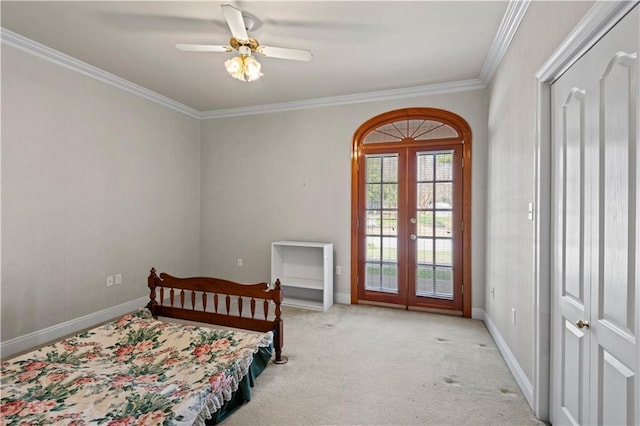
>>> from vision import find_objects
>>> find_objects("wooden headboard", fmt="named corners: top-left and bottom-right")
top-left (146, 268), bottom-right (287, 364)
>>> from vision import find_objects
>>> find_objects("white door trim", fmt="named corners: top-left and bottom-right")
top-left (532, 0), bottom-right (639, 421)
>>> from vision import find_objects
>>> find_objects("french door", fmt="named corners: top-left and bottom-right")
top-left (351, 108), bottom-right (471, 315)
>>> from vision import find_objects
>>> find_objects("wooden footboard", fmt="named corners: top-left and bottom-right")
top-left (147, 268), bottom-right (287, 364)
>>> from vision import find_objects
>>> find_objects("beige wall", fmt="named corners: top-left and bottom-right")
top-left (1, 45), bottom-right (201, 341)
top-left (485, 1), bottom-right (593, 384)
top-left (200, 90), bottom-right (489, 308)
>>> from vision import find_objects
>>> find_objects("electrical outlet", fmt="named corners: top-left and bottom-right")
top-left (106, 275), bottom-right (114, 287)
top-left (336, 266), bottom-right (341, 275)
top-left (237, 258), bottom-right (243, 267)
top-left (115, 274), bottom-right (122, 285)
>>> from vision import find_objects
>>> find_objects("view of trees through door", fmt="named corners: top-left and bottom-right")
top-left (351, 108), bottom-right (472, 316)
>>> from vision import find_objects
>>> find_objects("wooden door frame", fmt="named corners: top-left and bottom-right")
top-left (350, 107), bottom-right (472, 318)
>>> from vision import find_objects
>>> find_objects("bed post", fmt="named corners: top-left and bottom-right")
top-left (147, 267), bottom-right (159, 317)
top-left (272, 279), bottom-right (288, 364)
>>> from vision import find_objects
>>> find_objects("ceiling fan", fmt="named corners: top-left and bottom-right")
top-left (176, 4), bottom-right (313, 82)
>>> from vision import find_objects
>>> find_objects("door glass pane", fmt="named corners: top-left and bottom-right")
top-left (417, 238), bottom-right (433, 264)
top-left (435, 183), bottom-right (452, 208)
top-left (435, 267), bottom-right (453, 299)
top-left (382, 183), bottom-right (398, 208)
top-left (364, 262), bottom-right (398, 294)
top-left (382, 264), bottom-right (398, 293)
top-left (416, 266), bottom-right (434, 296)
top-left (435, 211), bottom-right (452, 237)
top-left (366, 184), bottom-right (381, 209)
top-left (415, 150), bottom-right (454, 300)
top-left (365, 154), bottom-right (399, 295)
top-left (382, 237), bottom-right (397, 262)
top-left (366, 236), bottom-right (381, 261)
top-left (366, 211), bottom-right (381, 234)
top-left (435, 152), bottom-right (453, 181)
top-left (418, 154), bottom-right (434, 181)
top-left (382, 156), bottom-right (398, 181)
top-left (417, 183), bottom-right (434, 209)
top-left (365, 263), bottom-right (381, 290)
top-left (417, 211), bottom-right (433, 237)
top-left (416, 266), bottom-right (453, 299)
top-left (382, 211), bottom-right (397, 235)
top-left (435, 239), bottom-right (452, 265)
top-left (366, 157), bottom-right (381, 181)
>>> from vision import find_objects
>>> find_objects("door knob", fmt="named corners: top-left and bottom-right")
top-left (410, 217), bottom-right (417, 224)
top-left (576, 320), bottom-right (590, 329)
top-left (410, 234), bottom-right (417, 240)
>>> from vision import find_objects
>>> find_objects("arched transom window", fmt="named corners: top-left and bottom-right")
top-left (363, 119), bottom-right (459, 144)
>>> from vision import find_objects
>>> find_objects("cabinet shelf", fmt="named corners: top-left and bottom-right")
top-left (281, 278), bottom-right (324, 291)
top-left (271, 241), bottom-right (333, 312)
top-left (282, 297), bottom-right (324, 311)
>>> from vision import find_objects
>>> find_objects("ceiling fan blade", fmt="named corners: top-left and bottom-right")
top-left (258, 45), bottom-right (313, 62)
top-left (176, 44), bottom-right (231, 53)
top-left (221, 4), bottom-right (249, 42)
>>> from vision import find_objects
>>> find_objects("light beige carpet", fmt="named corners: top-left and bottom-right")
top-left (223, 304), bottom-right (544, 426)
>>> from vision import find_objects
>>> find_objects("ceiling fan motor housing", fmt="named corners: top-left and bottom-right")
top-left (230, 36), bottom-right (259, 53)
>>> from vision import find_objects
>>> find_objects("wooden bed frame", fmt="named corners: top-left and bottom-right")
top-left (146, 268), bottom-right (288, 364)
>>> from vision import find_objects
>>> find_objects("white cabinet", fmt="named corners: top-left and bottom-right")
top-left (271, 241), bottom-right (333, 311)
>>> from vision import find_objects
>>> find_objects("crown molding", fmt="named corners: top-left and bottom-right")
top-left (1, 27), bottom-right (201, 119)
top-left (200, 79), bottom-right (486, 119)
top-left (536, 0), bottom-right (639, 83)
top-left (479, 0), bottom-right (531, 85)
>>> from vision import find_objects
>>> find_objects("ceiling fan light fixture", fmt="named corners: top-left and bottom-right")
top-left (224, 45), bottom-right (263, 82)
top-left (224, 55), bottom-right (244, 80)
top-left (178, 4), bottom-right (311, 82)
top-left (242, 55), bottom-right (262, 81)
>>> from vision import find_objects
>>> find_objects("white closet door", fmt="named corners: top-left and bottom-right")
top-left (551, 42), bottom-right (595, 426)
top-left (589, 7), bottom-right (638, 425)
top-left (551, 5), bottom-right (639, 425)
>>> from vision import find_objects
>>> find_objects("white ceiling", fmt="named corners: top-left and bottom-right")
top-left (1, 1), bottom-right (509, 114)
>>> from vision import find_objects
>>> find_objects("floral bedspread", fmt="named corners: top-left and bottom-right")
top-left (1, 308), bottom-right (272, 426)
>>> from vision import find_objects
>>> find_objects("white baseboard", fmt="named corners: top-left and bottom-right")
top-left (334, 292), bottom-right (351, 305)
top-left (472, 307), bottom-right (486, 320)
top-left (1, 296), bottom-right (148, 359)
top-left (477, 308), bottom-right (534, 409)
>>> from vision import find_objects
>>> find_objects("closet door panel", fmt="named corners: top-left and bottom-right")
top-left (598, 349), bottom-right (635, 426)
top-left (590, 6), bottom-right (639, 425)
top-left (551, 52), bottom-right (593, 426)
top-left (599, 50), bottom-right (637, 335)
top-left (564, 89), bottom-right (587, 306)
